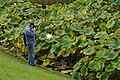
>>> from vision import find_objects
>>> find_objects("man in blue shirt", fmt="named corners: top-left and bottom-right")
top-left (24, 22), bottom-right (36, 66)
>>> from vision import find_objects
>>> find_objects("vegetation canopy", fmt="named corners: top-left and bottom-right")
top-left (0, 0), bottom-right (120, 80)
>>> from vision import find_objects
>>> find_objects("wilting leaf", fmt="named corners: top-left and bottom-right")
top-left (42, 59), bottom-right (50, 66)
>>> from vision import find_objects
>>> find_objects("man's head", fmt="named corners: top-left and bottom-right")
top-left (29, 22), bottom-right (35, 29)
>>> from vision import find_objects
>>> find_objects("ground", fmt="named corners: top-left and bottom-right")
top-left (0, 47), bottom-right (72, 80)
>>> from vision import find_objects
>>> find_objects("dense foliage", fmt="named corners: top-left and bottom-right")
top-left (0, 0), bottom-right (120, 80)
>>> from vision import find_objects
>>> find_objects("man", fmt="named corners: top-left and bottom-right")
top-left (24, 22), bottom-right (36, 66)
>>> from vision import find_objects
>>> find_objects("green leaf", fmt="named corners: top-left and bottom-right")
top-left (115, 29), bottom-right (120, 37)
top-left (106, 18), bottom-right (116, 28)
top-left (50, 44), bottom-right (61, 54)
top-left (39, 33), bottom-right (46, 40)
top-left (19, 20), bottom-right (29, 28)
top-left (84, 27), bottom-right (95, 35)
top-left (17, 3), bottom-right (25, 9)
top-left (94, 32), bottom-right (107, 38)
top-left (41, 43), bottom-right (50, 49)
top-left (55, 38), bottom-right (67, 45)
top-left (78, 42), bottom-right (88, 48)
top-left (64, 15), bottom-right (74, 21)
top-left (101, 72), bottom-right (111, 80)
top-left (106, 51), bottom-right (119, 60)
top-left (62, 50), bottom-right (70, 57)
top-left (53, 20), bottom-right (63, 26)
top-left (73, 62), bottom-right (82, 71)
top-left (110, 56), bottom-right (120, 68)
top-left (10, 18), bottom-right (20, 25)
top-left (80, 66), bottom-right (88, 75)
top-left (64, 27), bottom-right (72, 34)
top-left (84, 47), bottom-right (95, 55)
top-left (89, 59), bottom-right (102, 71)
top-left (72, 73), bottom-right (82, 80)
top-left (55, 30), bottom-right (65, 35)
top-left (105, 64), bottom-right (115, 72)
top-left (96, 72), bottom-right (102, 78)
top-left (2, 18), bottom-right (11, 24)
top-left (109, 40), bottom-right (120, 49)
top-left (100, 23), bottom-right (107, 31)
top-left (34, 19), bottom-right (42, 26)
top-left (71, 23), bottom-right (81, 31)
top-left (0, 1), bottom-right (6, 7)
top-left (48, 53), bottom-right (56, 59)
top-left (44, 24), bottom-right (54, 30)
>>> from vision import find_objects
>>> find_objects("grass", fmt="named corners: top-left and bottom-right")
top-left (0, 47), bottom-right (72, 80)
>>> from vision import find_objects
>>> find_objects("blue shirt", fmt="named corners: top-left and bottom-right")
top-left (24, 26), bottom-right (36, 44)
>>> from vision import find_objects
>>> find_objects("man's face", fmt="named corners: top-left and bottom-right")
top-left (29, 25), bottom-right (34, 29)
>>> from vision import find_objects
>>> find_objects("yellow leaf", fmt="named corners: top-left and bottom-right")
top-left (82, 9), bottom-right (87, 15)
top-left (58, 9), bottom-right (63, 15)
top-left (13, 15), bottom-right (22, 20)
top-left (16, 43), bottom-right (22, 49)
top-left (79, 56), bottom-right (89, 62)
top-left (57, 49), bottom-right (65, 58)
top-left (78, 35), bottom-right (87, 40)
top-left (42, 59), bottom-right (50, 66)
top-left (22, 46), bottom-right (25, 52)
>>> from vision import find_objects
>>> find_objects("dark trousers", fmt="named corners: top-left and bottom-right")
top-left (27, 41), bottom-right (35, 65)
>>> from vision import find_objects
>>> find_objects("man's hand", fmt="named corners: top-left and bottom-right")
top-left (32, 27), bottom-right (37, 30)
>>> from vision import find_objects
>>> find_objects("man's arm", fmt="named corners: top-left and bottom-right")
top-left (26, 29), bottom-right (35, 38)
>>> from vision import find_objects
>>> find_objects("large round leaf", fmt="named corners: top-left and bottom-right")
top-left (44, 24), bottom-right (54, 30)
top-left (105, 64), bottom-right (115, 72)
top-left (62, 50), bottom-right (70, 57)
top-left (55, 29), bottom-right (65, 35)
top-left (106, 18), bottom-right (116, 28)
top-left (71, 23), bottom-right (81, 31)
top-left (94, 31), bottom-right (107, 38)
top-left (10, 18), bottom-right (20, 25)
top-left (73, 62), bottom-right (82, 71)
top-left (53, 20), bottom-right (63, 26)
top-left (88, 59), bottom-right (102, 71)
top-left (0, 1), bottom-right (6, 7)
top-left (80, 66), bottom-right (88, 75)
top-left (39, 33), bottom-right (46, 40)
top-left (2, 18), bottom-right (11, 24)
top-left (84, 47), bottom-right (95, 55)
top-left (34, 19), bottom-right (42, 26)
top-left (64, 15), bottom-right (74, 21)
top-left (42, 59), bottom-right (50, 66)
